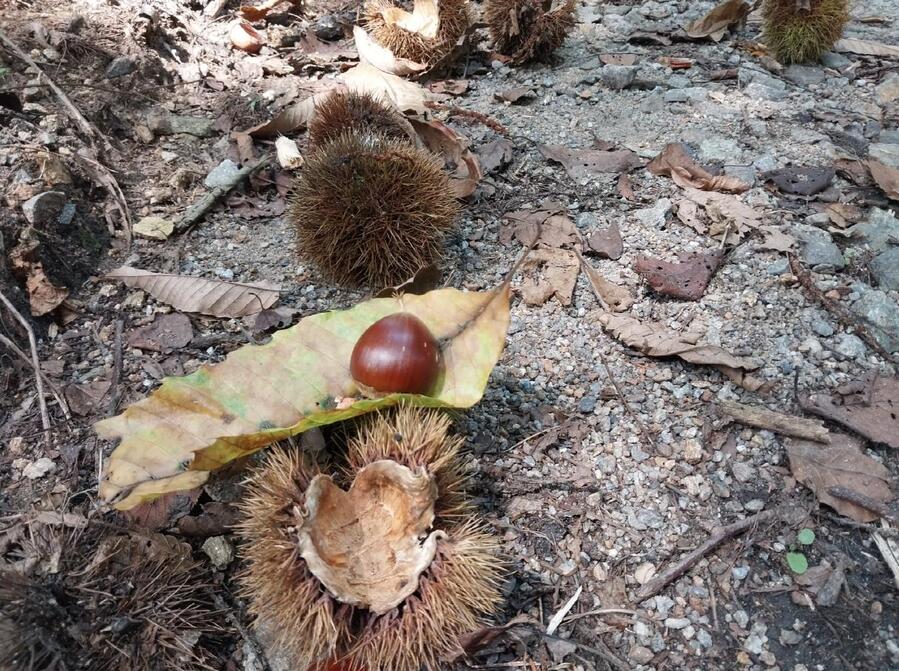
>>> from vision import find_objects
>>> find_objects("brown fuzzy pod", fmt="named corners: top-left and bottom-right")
top-left (308, 91), bottom-right (413, 149)
top-left (484, 0), bottom-right (577, 64)
top-left (289, 131), bottom-right (458, 288)
top-left (237, 407), bottom-right (505, 671)
top-left (363, 0), bottom-right (471, 67)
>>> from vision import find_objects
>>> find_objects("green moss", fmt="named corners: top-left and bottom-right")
top-left (762, 0), bottom-right (849, 64)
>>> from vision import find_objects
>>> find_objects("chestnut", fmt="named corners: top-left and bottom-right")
top-left (350, 313), bottom-right (440, 395)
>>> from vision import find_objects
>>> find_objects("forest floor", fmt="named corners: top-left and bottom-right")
top-left (1, 0), bottom-right (899, 669)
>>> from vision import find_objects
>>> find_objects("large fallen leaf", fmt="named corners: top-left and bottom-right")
top-left (799, 375), bottom-right (899, 449)
top-left (634, 249), bottom-right (724, 300)
top-left (409, 118), bottom-right (481, 197)
top-left (868, 159), bottom-right (899, 201)
top-left (353, 25), bottom-right (426, 76)
top-left (339, 62), bottom-right (431, 115)
top-left (680, 187), bottom-right (764, 243)
top-left (647, 143), bottom-right (749, 193)
top-left (519, 248), bottom-right (578, 306)
top-left (787, 434), bottom-right (893, 523)
top-left (96, 285), bottom-right (510, 509)
top-left (684, 0), bottom-right (749, 41)
top-left (834, 38), bottom-right (899, 57)
top-left (539, 145), bottom-right (643, 181)
top-left (105, 266), bottom-right (279, 318)
top-left (597, 312), bottom-right (761, 388)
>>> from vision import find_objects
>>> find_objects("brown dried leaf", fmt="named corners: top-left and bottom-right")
top-left (353, 25), bottom-right (427, 76)
top-left (759, 226), bottom-right (797, 252)
top-left (410, 118), bottom-right (482, 197)
top-left (9, 233), bottom-right (69, 316)
top-left (834, 158), bottom-right (872, 187)
top-left (121, 487), bottom-right (202, 530)
top-left (239, 0), bottom-right (300, 20)
top-left (242, 90), bottom-right (336, 139)
top-left (500, 207), bottom-right (576, 248)
top-left (494, 87), bottom-right (535, 103)
top-left (647, 143), bottom-right (749, 193)
top-left (868, 159), bottom-right (899, 201)
top-left (520, 248), bottom-right (579, 306)
top-left (763, 167), bottom-right (835, 196)
top-left (428, 79), bottom-right (469, 95)
top-left (252, 306), bottom-right (297, 334)
top-left (477, 138), bottom-right (514, 174)
top-left (127, 313), bottom-right (194, 353)
top-left (674, 199), bottom-right (706, 234)
top-left (64, 380), bottom-right (112, 416)
top-left (106, 266), bottom-right (279, 318)
top-left (680, 187), bottom-right (764, 242)
top-left (617, 173), bottom-right (635, 201)
top-left (295, 460), bottom-right (441, 614)
top-left (539, 145), bottom-right (643, 181)
top-left (444, 614), bottom-right (535, 663)
top-left (634, 249), bottom-right (724, 301)
top-left (787, 435), bottom-right (893, 522)
top-left (587, 222), bottom-right (623, 259)
top-left (375, 264), bottom-right (442, 298)
top-left (800, 375), bottom-right (899, 449)
top-left (581, 260), bottom-right (633, 312)
top-left (684, 0), bottom-right (750, 41)
top-left (176, 502), bottom-right (241, 537)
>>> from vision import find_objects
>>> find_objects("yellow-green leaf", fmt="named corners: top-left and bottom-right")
top-left (96, 286), bottom-right (510, 510)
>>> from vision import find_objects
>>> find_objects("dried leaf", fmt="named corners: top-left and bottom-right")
top-left (787, 434), bottom-right (893, 522)
top-left (296, 460), bottom-right (440, 613)
top-left (684, 0), bottom-right (750, 41)
top-left (759, 226), bottom-right (797, 252)
top-left (598, 312), bottom-right (760, 383)
top-left (501, 207), bottom-right (577, 249)
top-left (539, 145), bottom-right (643, 181)
top-left (800, 375), bottom-right (899, 449)
top-left (617, 173), bottom-right (635, 201)
top-left (477, 138), bottom-right (514, 174)
top-left (520, 248), bottom-right (578, 306)
top-left (9, 233), bottom-right (69, 316)
top-left (647, 143), bottom-right (749, 194)
top-left (680, 187), bottom-right (764, 242)
top-left (834, 158), bottom-right (872, 187)
top-left (105, 266), bottom-right (279, 318)
top-left (353, 25), bottom-right (427, 76)
top-left (428, 79), bottom-right (469, 95)
top-left (674, 199), bottom-right (706, 234)
top-left (763, 167), bottom-right (834, 196)
top-left (868, 159), bottom-right (899, 201)
top-left (834, 38), bottom-right (899, 57)
top-left (252, 306), bottom-right (297, 334)
top-left (239, 0), bottom-right (299, 20)
top-left (122, 487), bottom-right (202, 530)
top-left (634, 249), bottom-right (724, 301)
top-left (274, 136), bottom-right (304, 169)
top-left (242, 90), bottom-right (336, 139)
top-left (133, 216), bottom-right (174, 241)
top-left (409, 118), bottom-right (482, 197)
top-left (176, 502), bottom-right (241, 537)
top-left (581, 260), bottom-right (633, 312)
top-left (97, 285), bottom-right (511, 509)
top-left (64, 380), bottom-right (112, 416)
top-left (127, 313), bottom-right (194, 352)
top-left (375, 264), bottom-right (442, 298)
top-left (587, 222), bottom-right (623, 259)
top-left (339, 62), bottom-right (431, 115)
top-left (494, 87), bottom-right (535, 103)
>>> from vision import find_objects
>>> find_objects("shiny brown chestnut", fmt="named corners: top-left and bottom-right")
top-left (350, 313), bottom-right (440, 395)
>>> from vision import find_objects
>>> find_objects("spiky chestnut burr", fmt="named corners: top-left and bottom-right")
top-left (308, 91), bottom-right (411, 149)
top-left (762, 0), bottom-right (848, 64)
top-left (363, 0), bottom-right (470, 67)
top-left (236, 407), bottom-right (504, 671)
top-left (288, 131), bottom-right (458, 288)
top-left (484, 0), bottom-right (577, 65)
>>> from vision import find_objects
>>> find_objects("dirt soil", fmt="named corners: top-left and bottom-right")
top-left (1, 0), bottom-right (899, 669)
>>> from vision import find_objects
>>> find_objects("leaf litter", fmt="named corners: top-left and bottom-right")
top-left (634, 249), bottom-right (725, 301)
top-left (799, 375), bottom-right (899, 449)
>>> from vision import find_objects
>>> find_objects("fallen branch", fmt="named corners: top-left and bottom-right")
top-left (425, 101), bottom-right (509, 135)
top-left (717, 399), bottom-right (830, 443)
top-left (635, 508), bottom-right (778, 601)
top-left (177, 155), bottom-right (272, 232)
top-left (789, 255), bottom-right (896, 363)
top-left (0, 290), bottom-right (51, 439)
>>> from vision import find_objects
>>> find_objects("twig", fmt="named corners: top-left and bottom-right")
top-left (108, 319), bottom-right (124, 415)
top-left (0, 290), bottom-right (50, 439)
top-left (635, 508), bottom-right (778, 601)
top-left (717, 399), bottom-right (830, 443)
top-left (598, 349), bottom-right (657, 452)
top-left (827, 486), bottom-right (898, 523)
top-left (0, 332), bottom-right (70, 420)
top-left (425, 101), bottom-right (509, 135)
top-left (788, 254), bottom-right (896, 362)
top-left (210, 591), bottom-right (271, 671)
top-left (824, 512), bottom-right (899, 538)
top-left (177, 155), bottom-right (273, 232)
top-left (0, 29), bottom-right (114, 156)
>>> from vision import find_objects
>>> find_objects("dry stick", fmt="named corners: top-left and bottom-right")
top-left (0, 29), bottom-right (114, 156)
top-left (177, 155), bottom-right (273, 232)
top-left (788, 254), bottom-right (896, 362)
top-left (635, 508), bottom-right (778, 601)
top-left (0, 332), bottom-right (70, 419)
top-left (717, 399), bottom-right (830, 443)
top-left (0, 290), bottom-right (50, 438)
top-left (107, 319), bottom-right (124, 415)
top-left (424, 100), bottom-right (509, 135)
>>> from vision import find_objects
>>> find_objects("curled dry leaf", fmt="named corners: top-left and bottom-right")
top-left (597, 312), bottom-right (762, 389)
top-left (229, 20), bottom-right (265, 53)
top-left (239, 0), bottom-right (301, 20)
top-left (96, 284), bottom-right (510, 509)
top-left (539, 144), bottom-right (643, 181)
top-left (519, 248), bottom-right (579, 306)
top-left (409, 118), bottom-right (481, 198)
top-left (105, 266), bottom-right (279, 318)
top-left (580, 257), bottom-right (633, 312)
top-left (647, 143), bottom-right (749, 194)
top-left (296, 460), bottom-right (441, 613)
top-left (634, 249), bottom-right (725, 301)
top-left (680, 186), bottom-right (764, 243)
top-left (339, 62), bottom-right (431, 115)
top-left (353, 25), bottom-right (427, 76)
top-left (274, 136), bottom-right (303, 169)
top-left (684, 0), bottom-right (750, 41)
top-left (786, 434), bottom-right (893, 523)
top-left (799, 375), bottom-right (899, 450)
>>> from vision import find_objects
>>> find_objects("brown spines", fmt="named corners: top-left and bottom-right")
top-left (289, 131), bottom-right (458, 288)
top-left (236, 407), bottom-right (505, 671)
top-left (309, 91), bottom-right (412, 149)
top-left (762, 0), bottom-right (849, 64)
top-left (363, 0), bottom-right (470, 67)
top-left (484, 0), bottom-right (577, 64)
